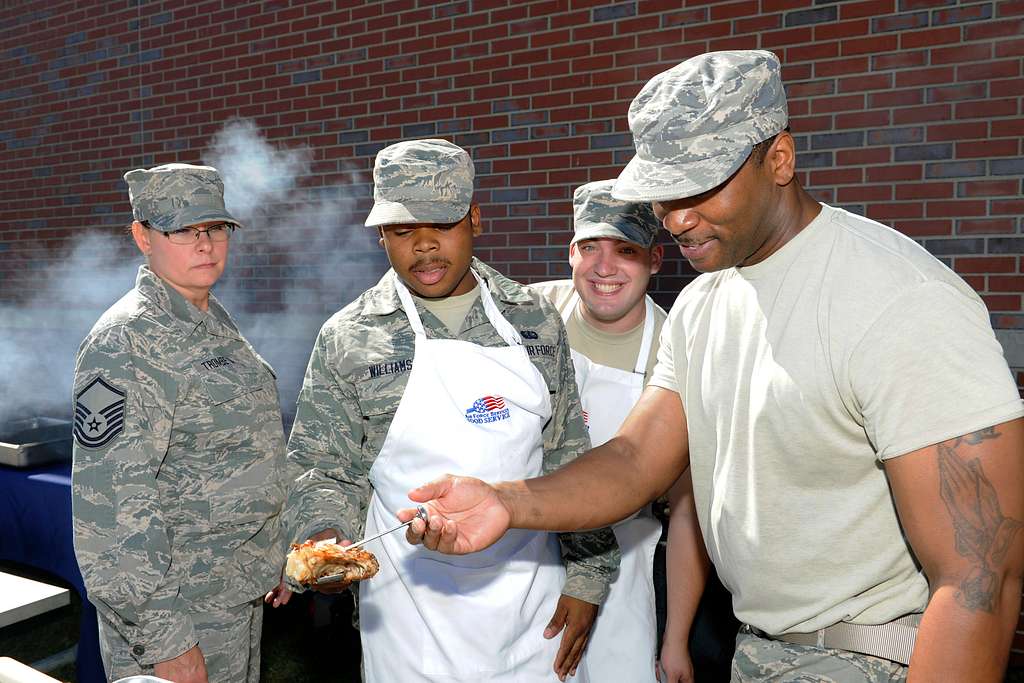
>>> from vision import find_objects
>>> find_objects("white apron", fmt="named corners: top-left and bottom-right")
top-left (568, 294), bottom-right (662, 682)
top-left (359, 272), bottom-right (568, 682)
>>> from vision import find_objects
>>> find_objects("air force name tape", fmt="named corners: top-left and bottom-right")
top-left (74, 376), bottom-right (126, 448)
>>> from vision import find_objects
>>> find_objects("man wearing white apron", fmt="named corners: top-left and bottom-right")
top-left (533, 180), bottom-right (670, 682)
top-left (283, 140), bottom-right (619, 682)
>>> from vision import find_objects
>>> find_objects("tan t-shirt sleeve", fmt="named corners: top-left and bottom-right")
top-left (848, 280), bottom-right (1024, 460)
top-left (649, 301), bottom-right (682, 395)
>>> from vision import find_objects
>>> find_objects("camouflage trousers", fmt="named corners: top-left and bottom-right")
top-left (731, 632), bottom-right (908, 682)
top-left (98, 598), bottom-right (263, 682)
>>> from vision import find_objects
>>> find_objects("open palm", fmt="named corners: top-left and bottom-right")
top-left (400, 475), bottom-right (512, 554)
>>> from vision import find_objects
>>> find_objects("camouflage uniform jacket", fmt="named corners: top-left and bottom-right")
top-left (71, 265), bottom-right (288, 667)
top-left (284, 258), bottom-right (619, 604)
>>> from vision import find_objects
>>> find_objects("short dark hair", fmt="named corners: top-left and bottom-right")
top-left (751, 126), bottom-right (791, 165)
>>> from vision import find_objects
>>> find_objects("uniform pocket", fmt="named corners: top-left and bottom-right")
top-left (198, 363), bottom-right (270, 405)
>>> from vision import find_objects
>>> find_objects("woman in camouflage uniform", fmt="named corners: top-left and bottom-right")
top-left (71, 164), bottom-right (288, 683)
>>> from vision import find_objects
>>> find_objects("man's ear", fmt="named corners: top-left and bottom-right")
top-left (131, 220), bottom-right (151, 256)
top-left (378, 227), bottom-right (385, 248)
top-left (767, 131), bottom-right (797, 187)
top-left (649, 244), bottom-right (664, 275)
top-left (469, 203), bottom-right (482, 237)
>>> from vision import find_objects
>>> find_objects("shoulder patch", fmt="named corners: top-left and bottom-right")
top-left (74, 376), bottom-right (127, 449)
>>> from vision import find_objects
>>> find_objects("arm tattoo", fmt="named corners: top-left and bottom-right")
top-left (937, 427), bottom-right (1023, 612)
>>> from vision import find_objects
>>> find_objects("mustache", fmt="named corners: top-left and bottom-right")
top-left (411, 258), bottom-right (450, 271)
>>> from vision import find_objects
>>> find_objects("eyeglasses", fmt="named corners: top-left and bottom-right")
top-left (143, 221), bottom-right (236, 245)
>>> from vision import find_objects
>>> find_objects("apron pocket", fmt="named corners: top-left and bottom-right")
top-left (412, 556), bottom-right (523, 676)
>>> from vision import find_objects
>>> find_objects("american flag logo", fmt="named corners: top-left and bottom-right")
top-left (465, 395), bottom-right (511, 424)
top-left (582, 409), bottom-right (589, 426)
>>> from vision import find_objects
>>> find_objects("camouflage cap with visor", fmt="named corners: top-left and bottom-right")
top-left (124, 163), bottom-right (240, 233)
top-left (365, 139), bottom-right (475, 228)
top-left (571, 180), bottom-right (658, 249)
top-left (613, 50), bottom-right (788, 203)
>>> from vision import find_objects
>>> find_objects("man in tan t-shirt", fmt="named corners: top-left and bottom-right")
top-left (403, 51), bottom-right (1024, 683)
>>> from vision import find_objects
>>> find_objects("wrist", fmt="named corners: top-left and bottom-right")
top-left (494, 479), bottom-right (527, 529)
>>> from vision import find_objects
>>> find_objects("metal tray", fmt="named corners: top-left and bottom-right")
top-left (0, 417), bottom-right (73, 468)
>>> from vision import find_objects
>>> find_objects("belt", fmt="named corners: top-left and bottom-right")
top-left (743, 613), bottom-right (921, 666)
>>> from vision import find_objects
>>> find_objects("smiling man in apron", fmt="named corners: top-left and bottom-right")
top-left (532, 180), bottom-right (668, 681)
top-left (282, 139), bottom-right (619, 682)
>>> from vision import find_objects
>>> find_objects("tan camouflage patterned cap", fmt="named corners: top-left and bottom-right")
top-left (365, 139), bottom-right (475, 228)
top-left (571, 180), bottom-right (658, 248)
top-left (124, 163), bottom-right (240, 232)
top-left (613, 50), bottom-right (788, 203)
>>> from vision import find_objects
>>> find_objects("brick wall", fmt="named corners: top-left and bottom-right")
top-left (1, 0), bottom-right (1023, 666)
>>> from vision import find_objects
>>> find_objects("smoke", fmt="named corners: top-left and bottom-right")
top-left (204, 119), bottom-right (387, 420)
top-left (0, 235), bottom-right (141, 428)
top-left (0, 118), bottom-right (386, 430)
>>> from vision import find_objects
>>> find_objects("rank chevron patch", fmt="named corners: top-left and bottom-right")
top-left (74, 375), bottom-right (127, 449)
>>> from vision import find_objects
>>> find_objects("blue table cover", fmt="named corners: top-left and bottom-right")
top-left (0, 462), bottom-right (104, 682)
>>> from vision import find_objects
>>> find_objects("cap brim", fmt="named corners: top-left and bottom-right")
top-left (146, 206), bottom-right (242, 232)
top-left (364, 200), bottom-right (468, 228)
top-left (612, 145), bottom-right (752, 203)
top-left (570, 225), bottom-right (650, 248)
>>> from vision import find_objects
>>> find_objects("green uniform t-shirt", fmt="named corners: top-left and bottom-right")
top-left (531, 279), bottom-right (666, 382)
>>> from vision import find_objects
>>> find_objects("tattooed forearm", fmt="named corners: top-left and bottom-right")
top-left (937, 427), bottom-right (1024, 612)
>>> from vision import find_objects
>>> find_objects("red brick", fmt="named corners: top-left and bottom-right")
top-left (814, 19), bottom-right (870, 42)
top-left (955, 98), bottom-right (1018, 118)
top-left (809, 167), bottom-right (864, 185)
top-left (926, 121), bottom-right (989, 142)
top-left (992, 198), bottom-right (1024, 215)
top-left (840, 0), bottom-right (896, 19)
top-left (965, 17), bottom-right (1024, 40)
top-left (866, 164), bottom-right (923, 182)
top-left (954, 256), bottom-right (1019, 274)
top-left (837, 184), bottom-right (893, 201)
top-left (996, 37), bottom-right (1024, 57)
top-left (959, 218), bottom-right (1017, 234)
top-left (735, 13), bottom-right (783, 34)
top-left (841, 35), bottom-right (898, 56)
top-left (786, 41), bottom-right (840, 62)
top-left (837, 72), bottom-right (892, 92)
top-left (957, 139), bottom-right (1020, 158)
top-left (810, 93), bottom-right (866, 113)
top-left (895, 182), bottom-right (955, 200)
top-left (868, 88), bottom-right (924, 108)
top-left (900, 26), bottom-right (962, 49)
top-left (835, 147), bottom-right (892, 164)
top-left (871, 49), bottom-right (927, 70)
top-left (865, 202), bottom-right (923, 219)
top-left (925, 200), bottom-right (988, 218)
top-left (895, 66), bottom-right (955, 88)
top-left (989, 276), bottom-right (1024, 292)
top-left (892, 219), bottom-right (953, 237)
top-left (893, 105), bottom-right (951, 125)
top-left (761, 27), bottom-right (814, 47)
top-left (993, 118), bottom-right (1024, 137)
top-left (981, 294), bottom-right (1021, 311)
top-left (959, 179), bottom-right (1020, 197)
top-left (993, 77), bottom-right (1024, 96)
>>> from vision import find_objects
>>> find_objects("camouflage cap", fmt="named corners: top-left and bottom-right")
top-left (613, 50), bottom-right (788, 203)
top-left (124, 163), bottom-right (240, 232)
top-left (570, 180), bottom-right (658, 248)
top-left (365, 139), bottom-right (475, 228)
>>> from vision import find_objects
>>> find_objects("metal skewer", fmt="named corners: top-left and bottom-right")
top-left (316, 506), bottom-right (429, 585)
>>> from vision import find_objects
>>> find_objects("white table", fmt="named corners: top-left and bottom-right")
top-left (0, 572), bottom-right (70, 629)
top-left (0, 657), bottom-right (61, 683)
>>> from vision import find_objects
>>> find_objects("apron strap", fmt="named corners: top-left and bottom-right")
top-left (567, 291), bottom-right (655, 376)
top-left (392, 269), bottom-right (523, 346)
top-left (634, 296), bottom-right (655, 376)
